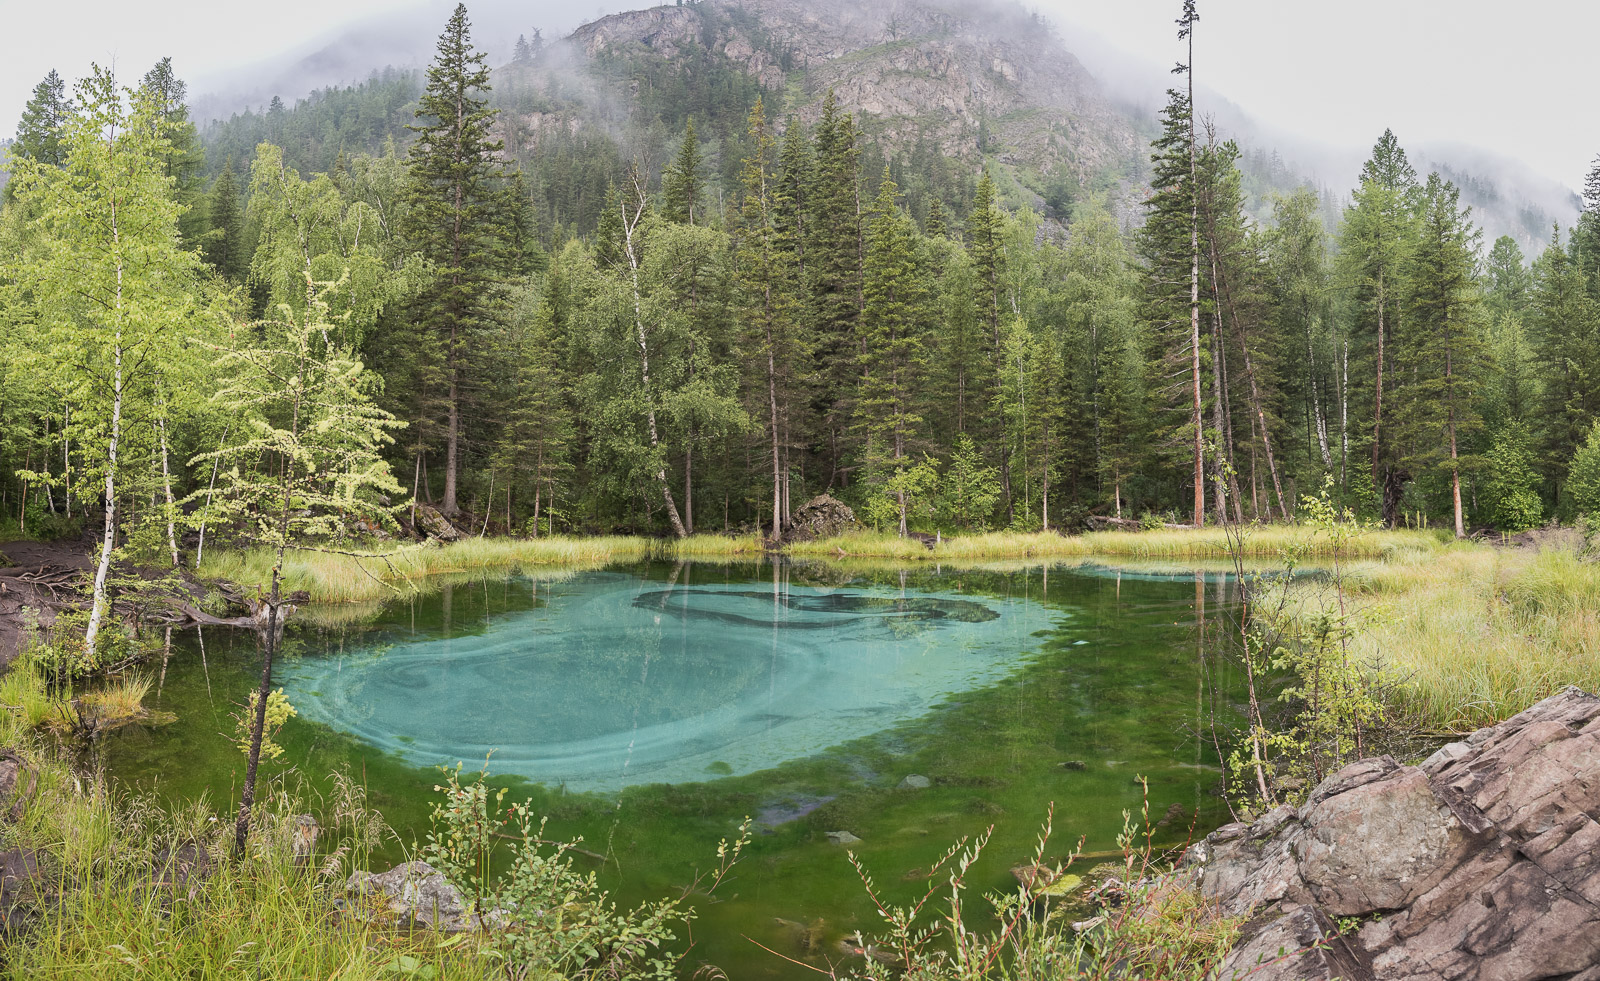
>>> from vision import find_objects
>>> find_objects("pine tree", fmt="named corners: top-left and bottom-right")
top-left (857, 170), bottom-right (928, 537)
top-left (1339, 129), bottom-right (1420, 523)
top-left (1394, 175), bottom-right (1482, 537)
top-left (140, 58), bottom-right (207, 247)
top-left (806, 91), bottom-right (863, 487)
top-left (404, 3), bottom-right (507, 516)
top-left (203, 158), bottom-right (246, 281)
top-left (13, 69), bottom-right (73, 169)
top-left (662, 118), bottom-right (704, 226)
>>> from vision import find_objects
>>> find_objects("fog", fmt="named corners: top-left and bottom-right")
top-left (4, 0), bottom-right (1593, 235)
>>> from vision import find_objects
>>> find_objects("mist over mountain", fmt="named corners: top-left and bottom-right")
top-left (185, 0), bottom-right (1579, 253)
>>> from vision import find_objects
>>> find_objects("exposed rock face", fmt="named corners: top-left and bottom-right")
top-left (554, 0), bottom-right (1138, 205)
top-left (781, 494), bottom-right (858, 544)
top-left (412, 504), bottom-right (462, 543)
top-left (1186, 687), bottom-right (1600, 981)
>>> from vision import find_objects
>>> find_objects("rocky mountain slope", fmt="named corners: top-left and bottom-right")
top-left (505, 0), bottom-right (1146, 221)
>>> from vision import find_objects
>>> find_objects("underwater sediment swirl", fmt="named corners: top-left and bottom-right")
top-left (278, 572), bottom-right (1058, 791)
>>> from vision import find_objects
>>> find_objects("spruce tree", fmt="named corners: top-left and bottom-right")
top-left (404, 2), bottom-right (507, 516)
top-left (203, 158), bottom-right (246, 281)
top-left (1139, 87), bottom-right (1205, 522)
top-left (1529, 227), bottom-right (1600, 482)
top-left (857, 170), bottom-right (928, 537)
top-left (806, 91), bottom-right (863, 487)
top-left (13, 69), bottom-right (73, 169)
top-left (736, 97), bottom-right (802, 535)
top-left (139, 58), bottom-right (207, 247)
top-left (1394, 175), bottom-right (1482, 537)
top-left (662, 118), bottom-right (704, 226)
top-left (1338, 129), bottom-right (1420, 523)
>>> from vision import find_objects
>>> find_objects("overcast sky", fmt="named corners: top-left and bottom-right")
top-left (3, 0), bottom-right (1596, 192)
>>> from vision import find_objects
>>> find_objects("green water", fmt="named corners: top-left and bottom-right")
top-left (102, 560), bottom-right (1241, 978)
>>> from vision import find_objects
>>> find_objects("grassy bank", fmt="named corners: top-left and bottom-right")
top-left (1297, 545), bottom-right (1600, 731)
top-left (790, 526), bottom-right (1443, 561)
top-left (203, 526), bottom-right (1440, 605)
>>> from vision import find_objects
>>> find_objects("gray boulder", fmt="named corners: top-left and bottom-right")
top-left (412, 504), bottom-right (462, 542)
top-left (1188, 687), bottom-right (1600, 981)
top-left (346, 860), bottom-right (484, 932)
top-left (781, 495), bottom-right (858, 544)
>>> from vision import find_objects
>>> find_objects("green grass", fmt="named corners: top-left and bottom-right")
top-left (200, 535), bottom-right (656, 603)
top-left (1297, 544), bottom-right (1600, 731)
top-left (784, 526), bottom-right (1441, 563)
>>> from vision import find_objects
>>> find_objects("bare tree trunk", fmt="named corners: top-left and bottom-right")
top-left (442, 348), bottom-right (460, 516)
top-left (62, 404), bottom-right (72, 519)
top-left (85, 337), bottom-right (125, 651)
top-left (157, 388), bottom-right (180, 567)
top-left (684, 443), bottom-right (694, 536)
top-left (1187, 22), bottom-right (1204, 529)
top-left (621, 174), bottom-right (688, 538)
top-left (195, 424), bottom-right (229, 570)
top-left (1373, 286), bottom-right (1387, 515)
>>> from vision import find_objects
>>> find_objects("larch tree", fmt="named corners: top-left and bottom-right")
top-left (193, 273), bottom-right (404, 853)
top-left (404, 2), bottom-right (508, 516)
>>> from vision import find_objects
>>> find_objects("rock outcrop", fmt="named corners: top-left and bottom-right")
top-left (346, 860), bottom-right (484, 932)
top-left (412, 504), bottom-right (462, 543)
top-left (781, 495), bottom-right (859, 544)
top-left (1185, 687), bottom-right (1600, 981)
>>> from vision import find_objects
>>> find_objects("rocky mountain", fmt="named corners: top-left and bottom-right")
top-left (500, 0), bottom-right (1147, 224)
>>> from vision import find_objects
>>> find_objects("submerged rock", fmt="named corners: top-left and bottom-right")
top-left (826, 830), bottom-right (863, 846)
top-left (1187, 686), bottom-right (1600, 981)
top-left (897, 774), bottom-right (931, 790)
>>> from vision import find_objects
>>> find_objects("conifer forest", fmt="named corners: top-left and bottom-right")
top-left (4, 3), bottom-right (1599, 561)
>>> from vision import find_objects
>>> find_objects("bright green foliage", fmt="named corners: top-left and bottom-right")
top-left (4, 66), bottom-right (210, 653)
top-left (941, 433), bottom-right (1001, 530)
top-left (191, 276), bottom-right (406, 553)
top-left (235, 688), bottom-right (297, 761)
top-left (1485, 422), bottom-right (1543, 531)
top-left (425, 763), bottom-right (750, 980)
top-left (1570, 422), bottom-right (1600, 518)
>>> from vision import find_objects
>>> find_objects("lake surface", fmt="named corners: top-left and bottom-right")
top-left (103, 559), bottom-right (1241, 978)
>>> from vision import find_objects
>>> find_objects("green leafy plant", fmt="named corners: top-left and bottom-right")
top-left (425, 763), bottom-right (750, 981)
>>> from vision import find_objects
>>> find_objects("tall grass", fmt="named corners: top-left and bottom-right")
top-left (786, 526), bottom-right (1441, 562)
top-left (200, 535), bottom-right (655, 604)
top-left (1290, 544), bottom-right (1600, 730)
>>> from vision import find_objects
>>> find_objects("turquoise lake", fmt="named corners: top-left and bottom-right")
top-left (103, 559), bottom-right (1243, 978)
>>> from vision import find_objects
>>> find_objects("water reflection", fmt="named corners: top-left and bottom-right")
top-left (277, 569), bottom-right (1058, 791)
